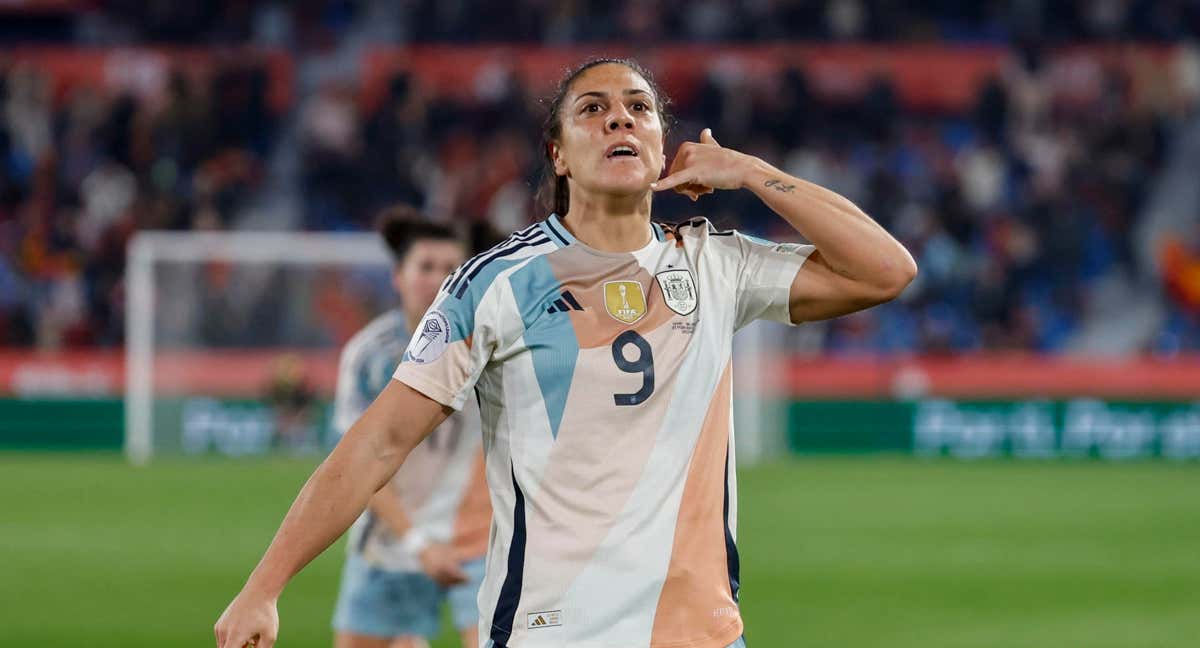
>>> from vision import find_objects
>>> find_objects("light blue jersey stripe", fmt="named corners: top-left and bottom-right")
top-left (508, 255), bottom-right (578, 439)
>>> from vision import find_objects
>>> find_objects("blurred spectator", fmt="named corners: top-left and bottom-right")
top-left (301, 82), bottom-right (366, 230)
top-left (1162, 234), bottom-right (1200, 312)
top-left (1160, 228), bottom-right (1200, 350)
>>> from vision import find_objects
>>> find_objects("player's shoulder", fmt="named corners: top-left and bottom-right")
top-left (342, 309), bottom-right (408, 363)
top-left (442, 221), bottom-right (558, 301)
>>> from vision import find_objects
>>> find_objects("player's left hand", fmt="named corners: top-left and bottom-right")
top-left (651, 128), bottom-right (754, 200)
top-left (418, 543), bottom-right (468, 587)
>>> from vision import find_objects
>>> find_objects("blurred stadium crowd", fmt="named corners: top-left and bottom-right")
top-left (3, 1), bottom-right (1200, 354)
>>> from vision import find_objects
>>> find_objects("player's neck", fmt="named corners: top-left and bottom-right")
top-left (561, 191), bottom-right (653, 253)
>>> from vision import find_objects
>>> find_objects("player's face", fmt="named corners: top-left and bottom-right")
top-left (395, 239), bottom-right (465, 313)
top-left (552, 64), bottom-right (665, 200)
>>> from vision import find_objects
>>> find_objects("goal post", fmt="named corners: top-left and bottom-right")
top-left (124, 231), bottom-right (393, 464)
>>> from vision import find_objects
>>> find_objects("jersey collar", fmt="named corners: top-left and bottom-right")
top-left (542, 213), bottom-right (665, 249)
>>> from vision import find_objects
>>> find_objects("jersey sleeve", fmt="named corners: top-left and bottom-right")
top-left (392, 279), bottom-right (502, 411)
top-left (732, 232), bottom-right (815, 331)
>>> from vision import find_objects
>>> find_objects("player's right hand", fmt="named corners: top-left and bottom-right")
top-left (214, 589), bottom-right (279, 648)
top-left (652, 128), bottom-right (751, 200)
top-left (419, 543), bottom-right (468, 587)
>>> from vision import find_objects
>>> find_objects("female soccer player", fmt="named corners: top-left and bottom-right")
top-left (215, 59), bottom-right (916, 648)
top-left (330, 207), bottom-right (490, 648)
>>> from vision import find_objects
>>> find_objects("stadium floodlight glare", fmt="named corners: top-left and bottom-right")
top-left (125, 231), bottom-right (392, 465)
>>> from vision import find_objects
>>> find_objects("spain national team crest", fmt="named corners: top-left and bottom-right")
top-left (603, 280), bottom-right (647, 324)
top-left (656, 269), bottom-right (698, 316)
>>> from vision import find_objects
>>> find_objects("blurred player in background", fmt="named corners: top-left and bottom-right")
top-left (216, 58), bottom-right (915, 648)
top-left (331, 206), bottom-right (491, 648)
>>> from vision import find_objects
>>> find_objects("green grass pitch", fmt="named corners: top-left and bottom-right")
top-left (1, 454), bottom-right (1197, 647)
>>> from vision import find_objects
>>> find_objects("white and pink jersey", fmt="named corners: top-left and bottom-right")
top-left (394, 214), bottom-right (813, 648)
top-left (336, 310), bottom-right (490, 572)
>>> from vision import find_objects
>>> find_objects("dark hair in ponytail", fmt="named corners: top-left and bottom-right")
top-left (536, 58), bottom-right (674, 215)
top-left (376, 205), bottom-right (458, 263)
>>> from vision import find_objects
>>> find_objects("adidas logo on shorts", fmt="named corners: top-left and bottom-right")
top-left (527, 609), bottom-right (563, 629)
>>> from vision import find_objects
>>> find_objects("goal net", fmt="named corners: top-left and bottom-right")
top-left (124, 231), bottom-right (393, 464)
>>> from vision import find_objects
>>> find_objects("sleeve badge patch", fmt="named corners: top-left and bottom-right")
top-left (405, 310), bottom-right (451, 364)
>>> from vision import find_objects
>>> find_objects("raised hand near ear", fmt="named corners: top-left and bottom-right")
top-left (651, 128), bottom-right (754, 201)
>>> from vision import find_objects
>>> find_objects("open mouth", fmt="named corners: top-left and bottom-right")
top-left (605, 143), bottom-right (640, 159)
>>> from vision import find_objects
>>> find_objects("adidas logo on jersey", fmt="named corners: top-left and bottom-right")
top-left (527, 609), bottom-right (563, 629)
top-left (545, 290), bottom-right (585, 314)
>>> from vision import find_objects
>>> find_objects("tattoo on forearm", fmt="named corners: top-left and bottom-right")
top-left (764, 179), bottom-right (796, 193)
